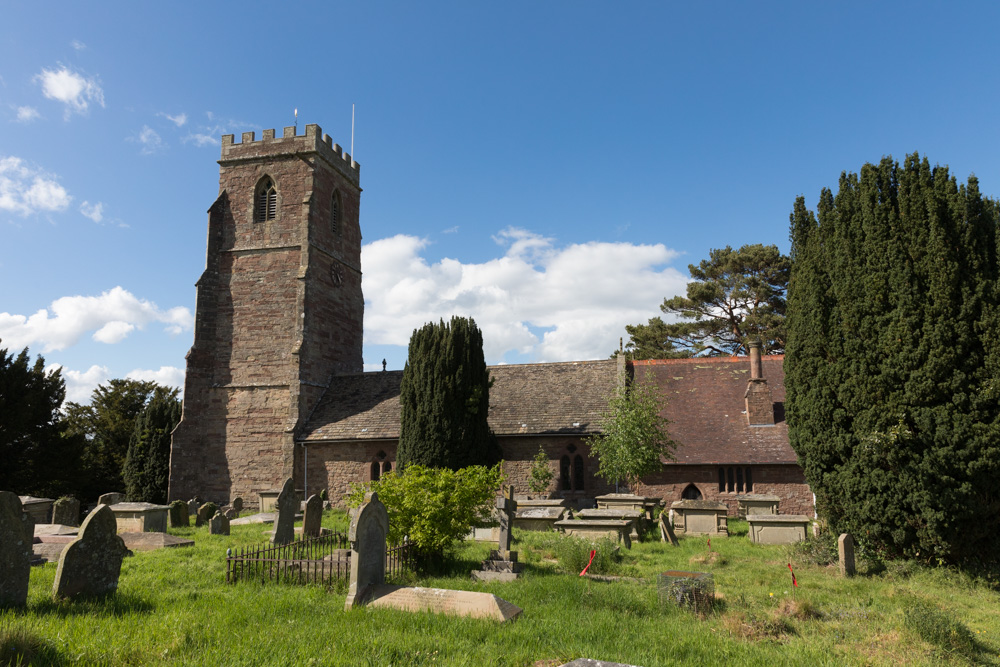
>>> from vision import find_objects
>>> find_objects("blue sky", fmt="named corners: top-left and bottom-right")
top-left (3, 1), bottom-right (1000, 402)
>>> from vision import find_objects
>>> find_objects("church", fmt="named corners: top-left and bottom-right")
top-left (167, 123), bottom-right (813, 516)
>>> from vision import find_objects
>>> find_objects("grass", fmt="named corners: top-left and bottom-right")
top-left (2, 514), bottom-right (1000, 666)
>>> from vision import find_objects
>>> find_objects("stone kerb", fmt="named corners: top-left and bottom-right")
top-left (272, 479), bottom-right (297, 545)
top-left (0, 491), bottom-right (34, 608)
top-left (302, 494), bottom-right (323, 538)
top-left (344, 491), bottom-right (389, 610)
top-left (53, 505), bottom-right (128, 599)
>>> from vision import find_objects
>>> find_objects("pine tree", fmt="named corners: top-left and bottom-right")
top-left (124, 386), bottom-right (181, 503)
top-left (397, 316), bottom-right (501, 470)
top-left (786, 154), bottom-right (1000, 565)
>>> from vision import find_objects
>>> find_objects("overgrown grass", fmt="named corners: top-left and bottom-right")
top-left (2, 514), bottom-right (1000, 665)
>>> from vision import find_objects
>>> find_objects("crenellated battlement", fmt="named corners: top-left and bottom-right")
top-left (220, 123), bottom-right (360, 185)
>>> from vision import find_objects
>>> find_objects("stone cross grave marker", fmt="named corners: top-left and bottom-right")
top-left (272, 478), bottom-right (297, 545)
top-left (344, 491), bottom-right (389, 610)
top-left (472, 486), bottom-right (521, 582)
top-left (169, 500), bottom-right (189, 528)
top-left (302, 494), bottom-right (323, 538)
top-left (838, 533), bottom-right (856, 577)
top-left (209, 511), bottom-right (230, 536)
top-left (0, 491), bottom-right (34, 608)
top-left (52, 496), bottom-right (80, 527)
top-left (53, 505), bottom-right (128, 600)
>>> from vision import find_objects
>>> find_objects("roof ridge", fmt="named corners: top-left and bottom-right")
top-left (634, 355), bottom-right (785, 365)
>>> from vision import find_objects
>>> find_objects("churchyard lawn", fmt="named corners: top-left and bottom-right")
top-left (3, 512), bottom-right (1000, 666)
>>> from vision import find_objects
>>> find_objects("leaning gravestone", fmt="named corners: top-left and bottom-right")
top-left (196, 502), bottom-right (217, 527)
top-left (231, 497), bottom-right (243, 514)
top-left (209, 511), bottom-right (230, 536)
top-left (839, 533), bottom-right (856, 577)
top-left (302, 494), bottom-right (323, 538)
top-left (271, 478), bottom-right (297, 545)
top-left (344, 491), bottom-right (389, 609)
top-left (97, 492), bottom-right (124, 507)
top-left (52, 496), bottom-right (81, 527)
top-left (52, 505), bottom-right (128, 599)
top-left (0, 491), bottom-right (34, 608)
top-left (169, 500), bottom-right (189, 528)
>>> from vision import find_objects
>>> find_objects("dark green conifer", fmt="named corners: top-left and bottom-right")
top-left (397, 317), bottom-right (500, 470)
top-left (123, 387), bottom-right (181, 503)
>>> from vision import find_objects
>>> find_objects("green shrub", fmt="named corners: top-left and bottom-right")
top-left (527, 446), bottom-right (553, 495)
top-left (554, 536), bottom-right (622, 575)
top-left (347, 463), bottom-right (504, 557)
top-left (788, 532), bottom-right (838, 567)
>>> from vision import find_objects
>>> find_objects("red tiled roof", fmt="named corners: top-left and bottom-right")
top-left (634, 355), bottom-right (795, 465)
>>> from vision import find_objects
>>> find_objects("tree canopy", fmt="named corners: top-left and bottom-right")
top-left (786, 153), bottom-right (1000, 565)
top-left (397, 316), bottom-right (502, 470)
top-left (622, 244), bottom-right (790, 358)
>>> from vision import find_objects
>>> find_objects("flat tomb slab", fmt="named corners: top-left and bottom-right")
top-left (119, 532), bottom-right (195, 551)
top-left (555, 519), bottom-right (632, 548)
top-left (230, 512), bottom-right (277, 525)
top-left (575, 508), bottom-right (643, 520)
top-left (514, 498), bottom-right (569, 508)
top-left (366, 585), bottom-right (522, 622)
top-left (670, 501), bottom-right (728, 536)
top-left (747, 515), bottom-right (811, 545)
top-left (736, 494), bottom-right (781, 517)
top-left (19, 496), bottom-right (54, 524)
top-left (109, 503), bottom-right (170, 533)
top-left (34, 524), bottom-right (79, 537)
top-left (514, 506), bottom-right (567, 531)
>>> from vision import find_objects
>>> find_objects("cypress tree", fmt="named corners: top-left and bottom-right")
top-left (123, 387), bottom-right (181, 503)
top-left (397, 316), bottom-right (501, 470)
top-left (787, 154), bottom-right (1000, 565)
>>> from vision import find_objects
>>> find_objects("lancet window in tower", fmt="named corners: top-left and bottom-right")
top-left (331, 190), bottom-right (341, 235)
top-left (255, 177), bottom-right (277, 222)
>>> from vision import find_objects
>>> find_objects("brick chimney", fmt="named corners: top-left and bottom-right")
top-left (744, 340), bottom-right (774, 425)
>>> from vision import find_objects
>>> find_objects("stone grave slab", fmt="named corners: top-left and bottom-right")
top-left (196, 502), bottom-right (217, 527)
top-left (736, 494), bottom-right (781, 518)
top-left (555, 519), bottom-right (632, 548)
top-left (119, 532), bottom-right (195, 552)
top-left (34, 524), bottom-right (79, 537)
top-left (365, 585), bottom-right (522, 622)
top-left (302, 494), bottom-right (323, 537)
top-left (209, 511), bottom-right (230, 535)
top-left (513, 497), bottom-right (568, 508)
top-left (34, 536), bottom-right (74, 563)
top-left (230, 512), bottom-right (277, 526)
top-left (53, 505), bottom-right (129, 599)
top-left (670, 500), bottom-right (728, 536)
top-left (596, 493), bottom-right (661, 520)
top-left (231, 497), bottom-right (243, 513)
top-left (514, 506), bottom-right (567, 531)
top-left (52, 496), bottom-right (80, 526)
top-left (272, 478), bottom-right (297, 545)
top-left (747, 514), bottom-right (811, 545)
top-left (1, 491), bottom-right (34, 607)
top-left (109, 502), bottom-right (170, 533)
top-left (18, 496), bottom-right (54, 524)
top-left (576, 508), bottom-right (644, 541)
top-left (658, 514), bottom-right (679, 547)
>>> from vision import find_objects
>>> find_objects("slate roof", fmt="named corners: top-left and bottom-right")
top-left (298, 359), bottom-right (619, 442)
top-left (635, 355), bottom-right (795, 465)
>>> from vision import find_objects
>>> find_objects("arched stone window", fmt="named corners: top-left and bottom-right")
top-left (331, 190), bottom-right (341, 235)
top-left (254, 176), bottom-right (277, 222)
top-left (681, 484), bottom-right (703, 500)
top-left (370, 461), bottom-right (381, 482)
top-left (371, 451), bottom-right (391, 482)
top-left (560, 455), bottom-right (571, 490)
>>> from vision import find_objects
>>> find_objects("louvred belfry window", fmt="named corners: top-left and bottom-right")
top-left (331, 191), bottom-right (341, 234)
top-left (255, 177), bottom-right (277, 222)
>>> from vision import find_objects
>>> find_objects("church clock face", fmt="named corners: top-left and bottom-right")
top-left (330, 264), bottom-right (344, 287)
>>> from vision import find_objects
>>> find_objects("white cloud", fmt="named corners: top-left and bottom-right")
top-left (182, 133), bottom-right (218, 147)
top-left (159, 112), bottom-right (187, 127)
top-left (15, 106), bottom-right (39, 122)
top-left (130, 125), bottom-right (164, 154)
top-left (79, 200), bottom-right (103, 222)
top-left (0, 156), bottom-right (71, 216)
top-left (70, 40), bottom-right (86, 51)
top-left (0, 286), bottom-right (194, 352)
top-left (34, 66), bottom-right (104, 118)
top-left (361, 227), bottom-right (689, 363)
top-left (50, 363), bottom-right (184, 404)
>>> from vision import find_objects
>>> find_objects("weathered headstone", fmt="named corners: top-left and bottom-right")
top-left (52, 505), bottom-right (128, 599)
top-left (209, 511), bottom-right (230, 536)
top-left (838, 533), bottom-right (856, 577)
top-left (169, 500), bottom-right (189, 528)
top-left (0, 491), bottom-right (34, 607)
top-left (52, 496), bottom-right (81, 527)
top-left (231, 497), bottom-right (243, 514)
top-left (302, 494), bottom-right (323, 538)
top-left (196, 502), bottom-right (217, 527)
top-left (271, 478), bottom-right (297, 545)
top-left (224, 508), bottom-right (237, 520)
top-left (97, 492), bottom-right (124, 506)
top-left (344, 491), bottom-right (389, 609)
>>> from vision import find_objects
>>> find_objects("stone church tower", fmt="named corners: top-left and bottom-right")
top-left (168, 124), bottom-right (363, 504)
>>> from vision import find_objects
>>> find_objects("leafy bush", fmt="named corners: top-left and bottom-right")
top-left (347, 463), bottom-right (504, 557)
top-left (527, 446), bottom-right (553, 495)
top-left (554, 536), bottom-right (622, 575)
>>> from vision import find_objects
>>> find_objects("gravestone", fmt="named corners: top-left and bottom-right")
top-left (272, 478), bottom-right (297, 545)
top-left (231, 497), bottom-right (243, 514)
top-left (659, 514), bottom-right (679, 547)
top-left (52, 505), bottom-right (128, 599)
top-left (52, 496), bottom-right (81, 527)
top-left (169, 500), bottom-right (189, 528)
top-left (472, 487), bottom-right (521, 582)
top-left (302, 494), bottom-right (323, 538)
top-left (97, 492), bottom-right (124, 506)
top-left (0, 491), bottom-right (34, 607)
top-left (19, 496), bottom-right (54, 524)
top-left (344, 491), bottom-right (389, 609)
top-left (224, 508), bottom-right (237, 520)
top-left (839, 533), bottom-right (856, 577)
top-left (209, 511), bottom-right (230, 536)
top-left (187, 498), bottom-right (200, 518)
top-left (196, 502), bottom-right (217, 527)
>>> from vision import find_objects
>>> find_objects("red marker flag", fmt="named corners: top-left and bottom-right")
top-left (707, 537), bottom-right (711, 550)
top-left (579, 549), bottom-right (597, 576)
top-left (787, 563), bottom-right (798, 587)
